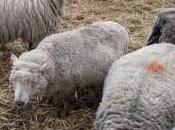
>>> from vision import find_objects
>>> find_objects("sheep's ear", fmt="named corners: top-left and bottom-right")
top-left (39, 62), bottom-right (51, 73)
top-left (147, 16), bottom-right (163, 45)
top-left (10, 53), bottom-right (18, 64)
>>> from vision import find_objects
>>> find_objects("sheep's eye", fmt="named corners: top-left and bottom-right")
top-left (31, 80), bottom-right (37, 86)
top-left (162, 19), bottom-right (167, 24)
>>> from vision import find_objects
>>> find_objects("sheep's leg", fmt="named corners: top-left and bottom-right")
top-left (29, 42), bottom-right (32, 50)
top-left (55, 95), bottom-right (73, 117)
top-left (91, 85), bottom-right (102, 106)
top-left (57, 94), bottom-right (74, 117)
top-left (29, 42), bottom-right (38, 50)
top-left (60, 100), bottom-right (72, 117)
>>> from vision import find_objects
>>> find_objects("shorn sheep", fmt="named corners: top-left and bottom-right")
top-left (147, 8), bottom-right (175, 45)
top-left (9, 21), bottom-right (130, 115)
top-left (0, 0), bottom-right (64, 50)
top-left (95, 43), bottom-right (175, 130)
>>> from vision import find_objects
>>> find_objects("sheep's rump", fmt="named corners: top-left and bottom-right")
top-left (147, 8), bottom-right (175, 45)
top-left (95, 43), bottom-right (175, 130)
top-left (0, 0), bottom-right (64, 44)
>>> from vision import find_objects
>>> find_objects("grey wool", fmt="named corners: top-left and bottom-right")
top-left (147, 8), bottom-right (175, 45)
top-left (95, 43), bottom-right (175, 130)
top-left (9, 21), bottom-right (130, 113)
top-left (0, 0), bottom-right (64, 49)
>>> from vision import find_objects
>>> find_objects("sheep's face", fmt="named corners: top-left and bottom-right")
top-left (9, 54), bottom-right (48, 108)
top-left (159, 23), bottom-right (175, 44)
top-left (147, 13), bottom-right (175, 45)
top-left (159, 14), bottom-right (175, 44)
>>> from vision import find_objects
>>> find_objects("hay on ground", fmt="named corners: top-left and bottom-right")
top-left (0, 0), bottom-right (175, 129)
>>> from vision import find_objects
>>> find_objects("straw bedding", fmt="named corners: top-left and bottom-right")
top-left (0, 0), bottom-right (175, 129)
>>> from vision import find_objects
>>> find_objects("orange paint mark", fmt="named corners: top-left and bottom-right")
top-left (147, 61), bottom-right (165, 74)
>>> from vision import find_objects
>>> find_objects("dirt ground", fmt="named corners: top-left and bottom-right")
top-left (0, 0), bottom-right (175, 130)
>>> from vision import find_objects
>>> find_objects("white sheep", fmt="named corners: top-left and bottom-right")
top-left (95, 43), bottom-right (175, 130)
top-left (9, 21), bottom-right (130, 115)
top-left (147, 8), bottom-right (175, 45)
top-left (0, 0), bottom-right (64, 50)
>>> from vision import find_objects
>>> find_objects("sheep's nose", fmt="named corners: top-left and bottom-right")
top-left (15, 101), bottom-right (25, 107)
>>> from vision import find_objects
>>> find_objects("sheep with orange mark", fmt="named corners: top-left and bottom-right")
top-left (147, 61), bottom-right (165, 74)
top-left (95, 43), bottom-right (175, 130)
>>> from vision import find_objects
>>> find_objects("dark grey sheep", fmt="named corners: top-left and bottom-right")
top-left (147, 8), bottom-right (175, 45)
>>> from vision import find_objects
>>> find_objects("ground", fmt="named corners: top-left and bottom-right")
top-left (0, 0), bottom-right (175, 130)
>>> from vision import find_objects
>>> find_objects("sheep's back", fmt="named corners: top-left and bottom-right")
top-left (0, 0), bottom-right (63, 44)
top-left (158, 8), bottom-right (175, 16)
top-left (95, 43), bottom-right (175, 130)
top-left (37, 21), bottom-right (129, 96)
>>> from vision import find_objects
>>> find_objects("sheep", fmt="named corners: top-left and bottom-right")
top-left (0, 0), bottom-right (64, 51)
top-left (95, 43), bottom-right (175, 130)
top-left (9, 21), bottom-right (130, 115)
top-left (147, 8), bottom-right (175, 45)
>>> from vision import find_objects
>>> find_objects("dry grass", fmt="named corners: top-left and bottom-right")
top-left (0, 0), bottom-right (175, 129)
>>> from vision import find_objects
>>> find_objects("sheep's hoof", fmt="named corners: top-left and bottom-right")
top-left (57, 109), bottom-right (69, 117)
top-left (60, 110), bottom-right (69, 117)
